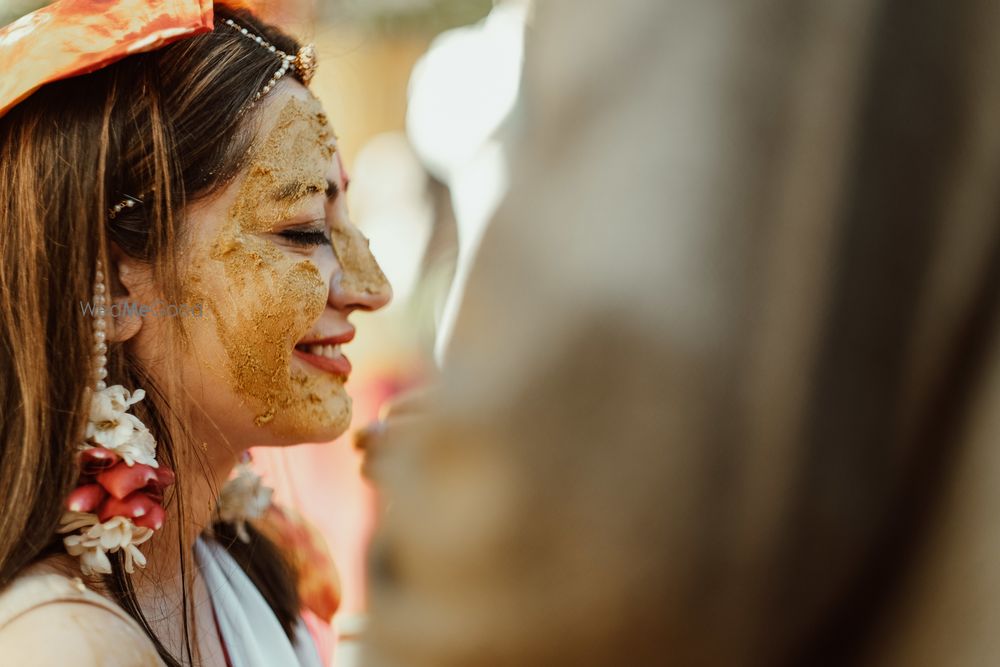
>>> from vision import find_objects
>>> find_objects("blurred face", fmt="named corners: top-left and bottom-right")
top-left (159, 81), bottom-right (391, 449)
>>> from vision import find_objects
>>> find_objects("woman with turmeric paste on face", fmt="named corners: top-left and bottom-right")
top-left (0, 2), bottom-right (391, 664)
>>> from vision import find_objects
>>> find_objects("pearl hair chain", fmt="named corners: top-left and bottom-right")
top-left (224, 18), bottom-right (294, 104)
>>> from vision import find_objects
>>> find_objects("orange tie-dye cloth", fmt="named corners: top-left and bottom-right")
top-left (256, 503), bottom-right (343, 622)
top-left (0, 0), bottom-right (214, 118)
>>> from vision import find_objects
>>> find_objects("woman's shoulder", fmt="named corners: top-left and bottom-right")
top-left (0, 568), bottom-right (164, 666)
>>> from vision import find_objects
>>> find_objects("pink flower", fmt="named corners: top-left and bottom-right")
top-left (64, 457), bottom-right (175, 543)
top-left (66, 483), bottom-right (106, 513)
top-left (100, 492), bottom-right (166, 531)
top-left (97, 462), bottom-right (159, 500)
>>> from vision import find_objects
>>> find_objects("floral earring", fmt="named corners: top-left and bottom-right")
top-left (57, 258), bottom-right (174, 575)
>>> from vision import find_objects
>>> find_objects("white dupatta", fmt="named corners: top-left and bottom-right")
top-left (195, 537), bottom-right (324, 667)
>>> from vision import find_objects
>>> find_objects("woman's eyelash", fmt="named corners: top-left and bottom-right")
top-left (277, 229), bottom-right (331, 247)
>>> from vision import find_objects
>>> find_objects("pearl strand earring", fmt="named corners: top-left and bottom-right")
top-left (56, 258), bottom-right (174, 575)
top-left (93, 259), bottom-right (108, 391)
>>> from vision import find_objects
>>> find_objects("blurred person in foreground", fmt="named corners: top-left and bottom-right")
top-left (359, 0), bottom-right (1000, 665)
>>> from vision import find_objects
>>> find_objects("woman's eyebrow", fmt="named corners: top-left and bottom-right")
top-left (273, 179), bottom-right (339, 203)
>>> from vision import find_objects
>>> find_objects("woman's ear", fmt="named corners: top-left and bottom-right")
top-left (104, 243), bottom-right (149, 344)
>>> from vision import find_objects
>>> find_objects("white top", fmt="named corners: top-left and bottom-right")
top-left (0, 543), bottom-right (322, 666)
top-left (0, 568), bottom-right (165, 665)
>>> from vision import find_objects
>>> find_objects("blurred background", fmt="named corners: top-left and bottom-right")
top-left (1, 0), bottom-right (527, 664)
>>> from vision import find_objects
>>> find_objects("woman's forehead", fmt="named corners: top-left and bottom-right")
top-left (252, 82), bottom-right (338, 166)
top-left (246, 89), bottom-right (338, 198)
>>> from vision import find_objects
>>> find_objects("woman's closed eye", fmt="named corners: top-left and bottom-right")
top-left (277, 224), bottom-right (331, 247)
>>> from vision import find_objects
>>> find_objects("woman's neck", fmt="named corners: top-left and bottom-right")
top-left (130, 433), bottom-right (243, 665)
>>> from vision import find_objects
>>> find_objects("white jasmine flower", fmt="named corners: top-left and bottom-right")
top-left (114, 419), bottom-right (158, 467)
top-left (58, 512), bottom-right (154, 575)
top-left (97, 385), bottom-right (146, 414)
top-left (63, 533), bottom-right (113, 575)
top-left (58, 510), bottom-right (99, 534)
top-left (86, 409), bottom-right (136, 451)
top-left (215, 464), bottom-right (274, 542)
top-left (122, 537), bottom-right (151, 574)
top-left (89, 515), bottom-right (134, 550)
top-left (84, 385), bottom-right (158, 467)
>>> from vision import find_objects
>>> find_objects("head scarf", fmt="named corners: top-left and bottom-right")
top-left (0, 0), bottom-right (215, 118)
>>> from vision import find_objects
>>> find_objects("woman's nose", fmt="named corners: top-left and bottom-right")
top-left (328, 228), bottom-right (393, 313)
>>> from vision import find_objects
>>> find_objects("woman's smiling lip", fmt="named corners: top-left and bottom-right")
top-left (293, 328), bottom-right (355, 378)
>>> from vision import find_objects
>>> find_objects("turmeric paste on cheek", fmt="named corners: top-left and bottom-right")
top-left (185, 96), bottom-right (351, 436)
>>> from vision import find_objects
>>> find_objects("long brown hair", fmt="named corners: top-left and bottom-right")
top-left (0, 5), bottom-right (303, 664)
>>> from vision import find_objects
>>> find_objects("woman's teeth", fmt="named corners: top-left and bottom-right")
top-left (307, 344), bottom-right (341, 358)
top-left (294, 339), bottom-right (353, 377)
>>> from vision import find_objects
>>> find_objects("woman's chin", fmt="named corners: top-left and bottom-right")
top-left (259, 393), bottom-right (353, 445)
